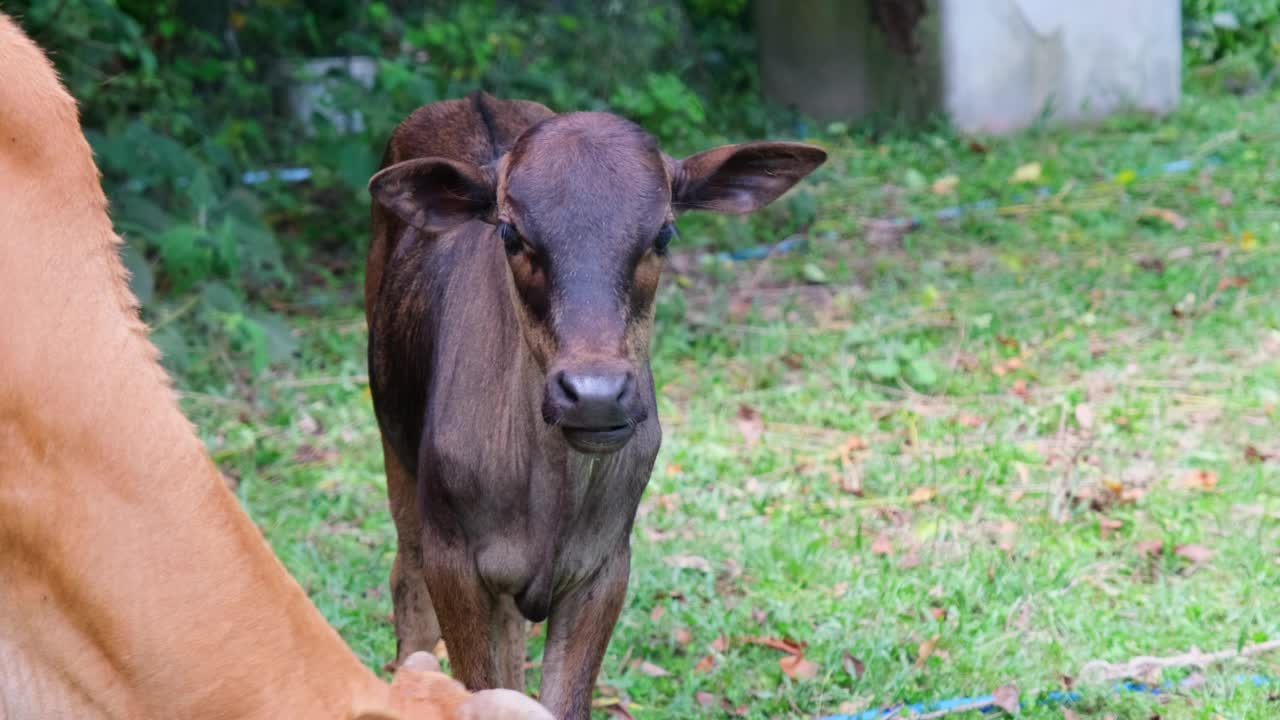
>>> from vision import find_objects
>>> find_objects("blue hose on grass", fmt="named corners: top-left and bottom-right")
top-left (818, 674), bottom-right (1274, 719)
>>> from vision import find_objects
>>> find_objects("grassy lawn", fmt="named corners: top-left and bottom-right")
top-left (184, 87), bottom-right (1279, 719)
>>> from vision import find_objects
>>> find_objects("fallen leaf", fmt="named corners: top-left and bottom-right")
top-left (1011, 379), bottom-right (1030, 400)
top-left (674, 628), bottom-right (692, 647)
top-left (930, 607), bottom-right (947, 621)
top-left (914, 634), bottom-right (940, 668)
top-left (695, 692), bottom-right (717, 708)
top-left (656, 493), bottom-right (680, 513)
top-left (1174, 543), bottom-right (1213, 564)
top-left (1182, 671), bottom-right (1207, 689)
top-left (954, 412), bottom-right (985, 428)
top-left (664, 554), bottom-right (712, 572)
top-left (693, 655), bottom-right (716, 672)
top-left (863, 217), bottom-right (915, 249)
top-left (1074, 403), bottom-right (1095, 431)
top-left (871, 535), bottom-right (893, 555)
top-left (908, 486), bottom-right (937, 505)
top-left (842, 651), bottom-right (866, 680)
top-left (1178, 469), bottom-right (1219, 491)
top-left (838, 464), bottom-right (864, 496)
top-left (996, 335), bottom-right (1020, 349)
top-left (1216, 276), bottom-right (1249, 290)
top-left (634, 660), bottom-right (669, 677)
top-left (931, 174), bottom-right (960, 195)
top-left (1099, 516), bottom-right (1123, 539)
top-left (1010, 162), bottom-right (1042, 184)
top-left (1136, 539), bottom-right (1164, 557)
top-left (1140, 207), bottom-right (1188, 230)
top-left (992, 684), bottom-right (1020, 713)
top-left (839, 699), bottom-right (873, 716)
top-left (1240, 230), bottom-right (1258, 251)
top-left (967, 139), bottom-right (989, 154)
top-left (292, 443), bottom-right (338, 465)
top-left (710, 635), bottom-right (729, 653)
top-left (649, 605), bottom-right (665, 622)
top-left (779, 654), bottom-right (820, 681)
top-left (1245, 445), bottom-right (1273, 463)
top-left (603, 702), bottom-right (636, 720)
top-left (742, 636), bottom-right (805, 655)
top-left (735, 404), bottom-right (763, 447)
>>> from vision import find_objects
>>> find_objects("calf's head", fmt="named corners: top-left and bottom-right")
top-left (370, 112), bottom-right (825, 454)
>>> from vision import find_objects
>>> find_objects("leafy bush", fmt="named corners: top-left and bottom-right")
top-left (1183, 0), bottom-right (1280, 87)
top-left (6, 0), bottom-right (776, 383)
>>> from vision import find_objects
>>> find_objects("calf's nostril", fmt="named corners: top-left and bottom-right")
top-left (616, 373), bottom-right (634, 402)
top-left (557, 371), bottom-right (579, 402)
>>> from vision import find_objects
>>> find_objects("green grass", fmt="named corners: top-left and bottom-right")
top-left (184, 88), bottom-right (1280, 719)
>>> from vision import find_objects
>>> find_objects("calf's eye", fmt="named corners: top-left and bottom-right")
top-left (498, 222), bottom-right (523, 256)
top-left (654, 223), bottom-right (676, 255)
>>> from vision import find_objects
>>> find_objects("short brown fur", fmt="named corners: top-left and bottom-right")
top-left (0, 14), bottom-right (549, 720)
top-left (368, 91), bottom-right (825, 719)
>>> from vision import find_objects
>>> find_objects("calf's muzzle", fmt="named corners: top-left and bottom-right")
top-left (542, 361), bottom-right (644, 454)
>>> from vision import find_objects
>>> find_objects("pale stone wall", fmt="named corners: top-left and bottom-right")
top-left (755, 0), bottom-right (1181, 134)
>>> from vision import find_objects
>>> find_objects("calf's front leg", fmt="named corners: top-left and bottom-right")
top-left (421, 533), bottom-right (505, 692)
top-left (382, 441), bottom-right (441, 671)
top-left (537, 551), bottom-right (631, 720)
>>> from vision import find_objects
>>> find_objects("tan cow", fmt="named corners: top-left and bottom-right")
top-left (0, 13), bottom-right (550, 720)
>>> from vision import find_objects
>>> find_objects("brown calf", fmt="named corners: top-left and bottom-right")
top-left (0, 14), bottom-right (550, 720)
top-left (367, 91), bottom-right (826, 719)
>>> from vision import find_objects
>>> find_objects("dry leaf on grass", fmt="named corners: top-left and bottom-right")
top-left (931, 174), bottom-right (959, 195)
top-left (741, 636), bottom-right (805, 655)
top-left (693, 655), bottom-right (716, 673)
top-left (871, 535), bottom-right (893, 555)
top-left (1139, 207), bottom-right (1188, 230)
top-left (649, 605), bottom-right (665, 622)
top-left (842, 651), bottom-right (866, 680)
top-left (1174, 544), bottom-right (1213, 564)
top-left (674, 628), bottom-right (692, 647)
top-left (664, 554), bottom-right (712, 572)
top-left (914, 634), bottom-right (940, 668)
top-left (1136, 539), bottom-right (1164, 557)
top-left (710, 635), bottom-right (729, 653)
top-left (633, 660), bottom-right (669, 677)
top-left (778, 654), bottom-right (820, 681)
top-left (1178, 469), bottom-right (1219, 491)
top-left (695, 692), bottom-right (717, 708)
top-left (991, 684), bottom-right (1020, 713)
top-left (908, 486), bottom-right (938, 504)
top-left (838, 465), bottom-right (864, 496)
top-left (1244, 445), bottom-right (1274, 463)
top-left (735, 404), bottom-right (763, 446)
top-left (1010, 162), bottom-right (1042, 184)
top-left (1074, 403), bottom-right (1095, 431)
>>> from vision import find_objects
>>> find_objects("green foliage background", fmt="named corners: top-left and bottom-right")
top-left (4, 0), bottom-right (1275, 382)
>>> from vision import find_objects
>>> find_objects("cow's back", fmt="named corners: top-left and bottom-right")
top-left (365, 92), bottom-right (554, 312)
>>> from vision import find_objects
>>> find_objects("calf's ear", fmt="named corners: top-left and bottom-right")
top-left (369, 157), bottom-right (495, 234)
top-left (671, 141), bottom-right (826, 215)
